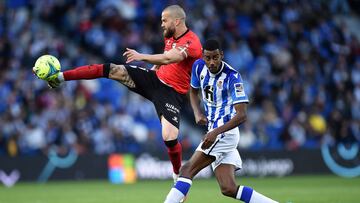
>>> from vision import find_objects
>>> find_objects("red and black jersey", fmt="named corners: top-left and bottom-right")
top-left (156, 29), bottom-right (202, 94)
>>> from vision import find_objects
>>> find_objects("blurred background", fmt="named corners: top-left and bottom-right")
top-left (0, 0), bottom-right (360, 186)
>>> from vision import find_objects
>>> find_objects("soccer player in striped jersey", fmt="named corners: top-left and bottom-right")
top-left (164, 39), bottom-right (278, 203)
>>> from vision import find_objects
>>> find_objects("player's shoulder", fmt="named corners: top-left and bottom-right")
top-left (183, 30), bottom-right (201, 44)
top-left (192, 59), bottom-right (206, 76)
top-left (188, 30), bottom-right (201, 40)
top-left (223, 61), bottom-right (238, 74)
top-left (193, 58), bottom-right (205, 68)
top-left (223, 61), bottom-right (243, 80)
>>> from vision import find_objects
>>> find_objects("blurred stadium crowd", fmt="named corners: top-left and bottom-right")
top-left (0, 0), bottom-right (359, 157)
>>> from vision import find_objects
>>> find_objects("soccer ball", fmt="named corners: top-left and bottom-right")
top-left (33, 55), bottom-right (61, 81)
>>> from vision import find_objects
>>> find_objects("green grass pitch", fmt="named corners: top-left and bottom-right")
top-left (0, 175), bottom-right (359, 203)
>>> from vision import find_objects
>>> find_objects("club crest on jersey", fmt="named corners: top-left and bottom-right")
top-left (234, 83), bottom-right (245, 97)
top-left (200, 75), bottom-right (205, 80)
top-left (217, 80), bottom-right (223, 89)
top-left (172, 43), bottom-right (177, 48)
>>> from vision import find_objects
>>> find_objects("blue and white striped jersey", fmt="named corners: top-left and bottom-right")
top-left (191, 59), bottom-right (249, 131)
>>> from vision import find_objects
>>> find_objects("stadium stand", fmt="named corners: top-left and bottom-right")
top-left (0, 0), bottom-right (359, 156)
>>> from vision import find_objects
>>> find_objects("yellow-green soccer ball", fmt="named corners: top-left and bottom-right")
top-left (33, 55), bottom-right (61, 81)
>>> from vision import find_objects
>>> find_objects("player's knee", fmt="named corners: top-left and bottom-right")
top-left (162, 130), bottom-right (178, 141)
top-left (162, 124), bottom-right (179, 141)
top-left (220, 185), bottom-right (237, 198)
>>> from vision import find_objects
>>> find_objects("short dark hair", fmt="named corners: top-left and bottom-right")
top-left (203, 39), bottom-right (222, 51)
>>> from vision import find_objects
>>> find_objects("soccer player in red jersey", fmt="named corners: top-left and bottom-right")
top-left (45, 5), bottom-right (202, 181)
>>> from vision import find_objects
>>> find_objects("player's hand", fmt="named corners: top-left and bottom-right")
top-left (195, 113), bottom-right (207, 126)
top-left (201, 131), bottom-right (218, 150)
top-left (123, 48), bottom-right (142, 63)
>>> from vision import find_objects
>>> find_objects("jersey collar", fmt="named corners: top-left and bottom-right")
top-left (209, 61), bottom-right (225, 77)
top-left (173, 29), bottom-right (189, 40)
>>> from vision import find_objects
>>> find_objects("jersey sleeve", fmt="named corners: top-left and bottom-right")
top-left (190, 60), bottom-right (202, 88)
top-left (186, 39), bottom-right (202, 58)
top-left (229, 73), bottom-right (249, 104)
top-left (177, 36), bottom-right (202, 59)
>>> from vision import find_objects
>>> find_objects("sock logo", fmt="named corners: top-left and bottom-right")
top-left (321, 142), bottom-right (360, 178)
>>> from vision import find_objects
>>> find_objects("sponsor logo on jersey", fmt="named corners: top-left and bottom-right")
top-left (234, 83), bottom-right (245, 97)
top-left (165, 103), bottom-right (180, 114)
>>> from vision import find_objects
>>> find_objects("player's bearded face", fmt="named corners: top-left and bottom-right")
top-left (203, 50), bottom-right (223, 74)
top-left (163, 23), bottom-right (176, 38)
top-left (161, 12), bottom-right (176, 38)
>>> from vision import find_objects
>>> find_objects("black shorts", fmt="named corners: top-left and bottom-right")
top-left (125, 65), bottom-right (186, 129)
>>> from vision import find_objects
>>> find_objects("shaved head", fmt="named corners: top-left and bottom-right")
top-left (163, 5), bottom-right (186, 22)
top-left (161, 4), bottom-right (187, 38)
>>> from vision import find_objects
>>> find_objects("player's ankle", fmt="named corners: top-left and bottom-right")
top-left (172, 172), bottom-right (179, 183)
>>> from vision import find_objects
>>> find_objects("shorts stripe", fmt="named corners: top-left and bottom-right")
top-left (207, 138), bottom-right (221, 155)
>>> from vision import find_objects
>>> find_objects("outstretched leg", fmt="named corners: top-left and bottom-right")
top-left (53, 63), bottom-right (185, 178)
top-left (164, 151), bottom-right (215, 203)
top-left (49, 63), bottom-right (136, 88)
top-left (214, 164), bottom-right (278, 203)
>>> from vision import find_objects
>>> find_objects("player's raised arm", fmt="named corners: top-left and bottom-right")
top-left (123, 47), bottom-right (185, 65)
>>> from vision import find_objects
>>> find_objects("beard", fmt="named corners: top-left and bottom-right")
top-left (163, 26), bottom-right (176, 38)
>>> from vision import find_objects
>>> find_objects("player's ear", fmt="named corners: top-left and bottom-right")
top-left (174, 18), bottom-right (180, 26)
top-left (220, 51), bottom-right (224, 60)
